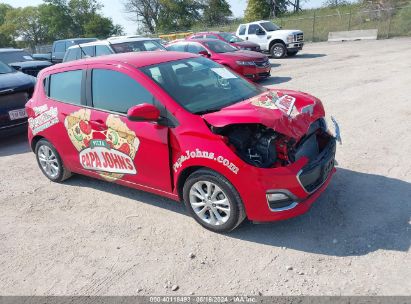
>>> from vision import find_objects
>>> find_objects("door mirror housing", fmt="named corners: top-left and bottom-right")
top-left (198, 50), bottom-right (210, 57)
top-left (127, 104), bottom-right (160, 122)
top-left (256, 29), bottom-right (266, 36)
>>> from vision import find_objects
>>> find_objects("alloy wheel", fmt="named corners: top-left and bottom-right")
top-left (37, 145), bottom-right (60, 179)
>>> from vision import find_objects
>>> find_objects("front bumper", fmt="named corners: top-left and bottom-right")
top-left (236, 64), bottom-right (271, 81)
top-left (237, 135), bottom-right (336, 222)
top-left (286, 42), bottom-right (304, 50)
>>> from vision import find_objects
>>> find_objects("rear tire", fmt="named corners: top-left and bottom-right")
top-left (270, 43), bottom-right (286, 59)
top-left (35, 139), bottom-right (72, 182)
top-left (183, 169), bottom-right (246, 233)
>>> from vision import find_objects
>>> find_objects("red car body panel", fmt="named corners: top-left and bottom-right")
top-left (27, 52), bottom-right (335, 223)
top-left (167, 39), bottom-right (271, 80)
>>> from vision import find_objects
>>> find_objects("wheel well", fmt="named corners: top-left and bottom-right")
top-left (176, 166), bottom-right (203, 201)
top-left (30, 135), bottom-right (44, 152)
top-left (269, 39), bottom-right (286, 50)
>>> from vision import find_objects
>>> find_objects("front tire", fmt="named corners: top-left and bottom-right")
top-left (183, 169), bottom-right (246, 233)
top-left (35, 139), bottom-right (72, 182)
top-left (270, 43), bottom-right (286, 58)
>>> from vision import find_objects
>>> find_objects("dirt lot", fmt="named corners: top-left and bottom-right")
top-left (0, 38), bottom-right (410, 296)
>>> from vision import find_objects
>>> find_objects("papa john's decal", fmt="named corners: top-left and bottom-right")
top-left (64, 109), bottom-right (140, 181)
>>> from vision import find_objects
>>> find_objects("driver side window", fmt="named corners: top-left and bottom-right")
top-left (187, 43), bottom-right (207, 54)
top-left (248, 24), bottom-right (263, 35)
top-left (91, 69), bottom-right (154, 114)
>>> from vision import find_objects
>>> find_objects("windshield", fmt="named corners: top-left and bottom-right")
top-left (202, 40), bottom-right (238, 53)
top-left (111, 40), bottom-right (166, 53)
top-left (260, 22), bottom-right (281, 32)
top-left (0, 61), bottom-right (14, 74)
top-left (141, 57), bottom-right (266, 114)
top-left (0, 51), bottom-right (33, 64)
top-left (219, 32), bottom-right (243, 43)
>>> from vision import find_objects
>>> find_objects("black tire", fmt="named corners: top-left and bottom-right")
top-left (270, 43), bottom-right (286, 59)
top-left (287, 50), bottom-right (298, 57)
top-left (35, 139), bottom-right (72, 182)
top-left (183, 169), bottom-right (246, 233)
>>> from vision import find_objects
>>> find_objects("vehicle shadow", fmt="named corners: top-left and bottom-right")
top-left (64, 167), bottom-right (410, 257)
top-left (259, 76), bottom-right (292, 86)
top-left (0, 131), bottom-right (30, 157)
top-left (64, 175), bottom-right (187, 216)
top-left (287, 53), bottom-right (327, 59)
top-left (229, 168), bottom-right (411, 257)
top-left (270, 63), bottom-right (281, 68)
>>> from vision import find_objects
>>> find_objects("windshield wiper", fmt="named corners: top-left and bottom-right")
top-left (194, 107), bottom-right (223, 115)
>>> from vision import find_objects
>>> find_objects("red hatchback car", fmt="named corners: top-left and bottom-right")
top-left (186, 32), bottom-right (261, 52)
top-left (27, 52), bottom-right (337, 232)
top-left (166, 39), bottom-right (271, 81)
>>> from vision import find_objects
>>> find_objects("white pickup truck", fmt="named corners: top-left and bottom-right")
top-left (236, 20), bottom-right (304, 58)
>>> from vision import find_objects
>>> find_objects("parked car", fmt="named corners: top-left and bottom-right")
top-left (166, 39), bottom-right (270, 81)
top-left (49, 38), bottom-right (98, 63)
top-left (63, 37), bottom-right (166, 62)
top-left (27, 51), bottom-right (337, 232)
top-left (0, 60), bottom-right (36, 135)
top-left (187, 32), bottom-right (260, 52)
top-left (236, 20), bottom-right (304, 58)
top-left (0, 48), bottom-right (52, 77)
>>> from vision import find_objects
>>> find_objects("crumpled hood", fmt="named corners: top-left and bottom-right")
top-left (0, 71), bottom-right (35, 92)
top-left (203, 89), bottom-right (325, 140)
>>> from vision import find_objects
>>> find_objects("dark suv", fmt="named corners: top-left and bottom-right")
top-left (0, 48), bottom-right (52, 77)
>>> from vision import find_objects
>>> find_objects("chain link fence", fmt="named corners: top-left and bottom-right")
top-left (158, 5), bottom-right (411, 42)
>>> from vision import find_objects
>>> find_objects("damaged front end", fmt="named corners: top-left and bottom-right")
top-left (203, 89), bottom-right (339, 215)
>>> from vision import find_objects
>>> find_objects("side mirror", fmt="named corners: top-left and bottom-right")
top-left (198, 50), bottom-right (210, 57)
top-left (256, 29), bottom-right (266, 36)
top-left (127, 103), bottom-right (160, 122)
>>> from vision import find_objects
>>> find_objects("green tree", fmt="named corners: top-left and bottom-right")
top-left (203, 0), bottom-right (232, 26)
top-left (2, 6), bottom-right (49, 51)
top-left (0, 3), bottom-right (15, 47)
top-left (244, 0), bottom-right (271, 21)
top-left (40, 1), bottom-right (73, 39)
top-left (84, 15), bottom-right (124, 38)
top-left (157, 0), bottom-right (204, 32)
top-left (244, 0), bottom-right (288, 21)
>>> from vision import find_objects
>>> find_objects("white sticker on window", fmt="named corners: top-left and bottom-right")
top-left (23, 56), bottom-right (33, 60)
top-left (211, 68), bottom-right (237, 79)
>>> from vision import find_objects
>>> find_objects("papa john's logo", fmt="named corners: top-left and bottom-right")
top-left (64, 109), bottom-right (140, 181)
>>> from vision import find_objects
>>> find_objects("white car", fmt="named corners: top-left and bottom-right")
top-left (63, 37), bottom-right (166, 62)
top-left (236, 20), bottom-right (304, 58)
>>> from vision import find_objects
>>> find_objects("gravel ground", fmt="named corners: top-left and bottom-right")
top-left (0, 37), bottom-right (410, 296)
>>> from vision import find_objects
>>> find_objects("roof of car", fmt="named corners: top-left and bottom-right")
top-left (54, 38), bottom-right (98, 43)
top-left (43, 51), bottom-right (198, 72)
top-left (0, 48), bottom-right (25, 53)
top-left (174, 38), bottom-right (226, 43)
top-left (67, 37), bottom-right (158, 50)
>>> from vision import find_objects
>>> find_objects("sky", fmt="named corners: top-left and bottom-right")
top-left (2, 0), bottom-right (334, 35)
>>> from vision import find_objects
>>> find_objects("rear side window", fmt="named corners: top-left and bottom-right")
top-left (64, 48), bottom-right (80, 62)
top-left (187, 43), bottom-right (207, 54)
top-left (81, 46), bottom-right (94, 58)
top-left (54, 42), bottom-right (66, 52)
top-left (166, 43), bottom-right (186, 52)
top-left (95, 45), bottom-right (112, 56)
top-left (49, 70), bottom-right (83, 104)
top-left (92, 69), bottom-right (154, 114)
top-left (205, 34), bottom-right (218, 39)
top-left (238, 25), bottom-right (246, 35)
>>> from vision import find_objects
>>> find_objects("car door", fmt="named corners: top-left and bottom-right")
top-left (43, 67), bottom-right (90, 170)
top-left (246, 24), bottom-right (267, 49)
top-left (82, 63), bottom-right (172, 192)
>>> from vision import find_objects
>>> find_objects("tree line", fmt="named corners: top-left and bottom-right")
top-left (0, 0), bottom-right (123, 49)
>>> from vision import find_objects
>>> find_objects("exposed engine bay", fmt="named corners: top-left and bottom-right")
top-left (213, 119), bottom-right (333, 168)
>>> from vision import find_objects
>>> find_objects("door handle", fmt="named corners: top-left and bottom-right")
top-left (89, 119), bottom-right (106, 130)
top-left (246, 37), bottom-right (248, 40)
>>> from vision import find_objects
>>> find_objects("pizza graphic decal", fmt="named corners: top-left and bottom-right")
top-left (64, 109), bottom-right (140, 181)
